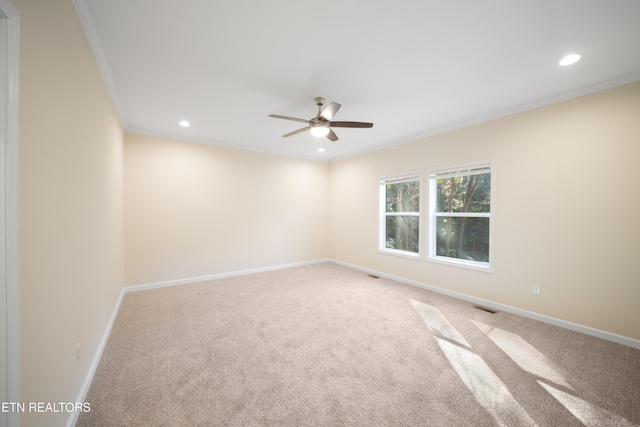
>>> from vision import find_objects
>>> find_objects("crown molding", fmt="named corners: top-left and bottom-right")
top-left (72, 0), bottom-right (128, 128)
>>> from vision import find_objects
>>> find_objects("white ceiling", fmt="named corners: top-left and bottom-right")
top-left (75, 0), bottom-right (640, 161)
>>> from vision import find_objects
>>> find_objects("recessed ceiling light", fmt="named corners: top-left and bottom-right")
top-left (179, 120), bottom-right (190, 127)
top-left (318, 147), bottom-right (326, 153)
top-left (559, 54), bottom-right (581, 67)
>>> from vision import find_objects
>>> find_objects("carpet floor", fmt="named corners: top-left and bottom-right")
top-left (78, 263), bottom-right (640, 426)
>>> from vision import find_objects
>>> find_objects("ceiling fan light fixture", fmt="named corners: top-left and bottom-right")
top-left (310, 122), bottom-right (330, 137)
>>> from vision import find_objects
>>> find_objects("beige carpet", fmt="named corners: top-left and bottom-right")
top-left (78, 263), bottom-right (640, 426)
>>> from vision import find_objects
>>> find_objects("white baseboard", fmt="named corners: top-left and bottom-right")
top-left (66, 287), bottom-right (126, 427)
top-left (124, 259), bottom-right (331, 294)
top-left (330, 259), bottom-right (640, 350)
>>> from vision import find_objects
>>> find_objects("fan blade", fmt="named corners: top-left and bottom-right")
top-left (326, 129), bottom-right (339, 141)
top-left (320, 102), bottom-right (341, 121)
top-left (269, 114), bottom-right (310, 124)
top-left (330, 121), bottom-right (373, 128)
top-left (283, 126), bottom-right (309, 137)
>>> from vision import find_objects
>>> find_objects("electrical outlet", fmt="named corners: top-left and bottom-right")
top-left (532, 285), bottom-right (541, 296)
top-left (76, 343), bottom-right (81, 364)
top-left (249, 252), bottom-right (254, 260)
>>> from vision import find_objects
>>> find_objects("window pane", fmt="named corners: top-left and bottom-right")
top-left (435, 217), bottom-right (489, 262)
top-left (386, 216), bottom-right (419, 253)
top-left (386, 181), bottom-right (420, 213)
top-left (436, 173), bottom-right (490, 213)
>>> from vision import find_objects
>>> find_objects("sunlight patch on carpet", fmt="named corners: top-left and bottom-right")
top-left (472, 321), bottom-right (572, 390)
top-left (410, 300), bottom-right (470, 347)
top-left (538, 381), bottom-right (638, 427)
top-left (410, 300), bottom-right (536, 426)
top-left (436, 337), bottom-right (537, 427)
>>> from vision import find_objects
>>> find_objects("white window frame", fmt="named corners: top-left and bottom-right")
top-left (379, 172), bottom-right (421, 259)
top-left (428, 161), bottom-right (494, 272)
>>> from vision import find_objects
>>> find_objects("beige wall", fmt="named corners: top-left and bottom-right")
top-left (16, 0), bottom-right (124, 425)
top-left (124, 133), bottom-right (330, 286)
top-left (330, 81), bottom-right (640, 341)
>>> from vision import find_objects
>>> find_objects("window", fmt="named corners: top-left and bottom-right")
top-left (428, 163), bottom-right (493, 270)
top-left (379, 173), bottom-right (421, 257)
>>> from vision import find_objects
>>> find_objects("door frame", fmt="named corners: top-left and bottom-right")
top-left (0, 1), bottom-right (19, 426)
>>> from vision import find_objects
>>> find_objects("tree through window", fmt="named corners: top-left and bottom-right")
top-left (379, 174), bottom-right (420, 257)
top-left (429, 163), bottom-right (493, 270)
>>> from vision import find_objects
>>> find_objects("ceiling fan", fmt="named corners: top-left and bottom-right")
top-left (269, 97), bottom-right (373, 141)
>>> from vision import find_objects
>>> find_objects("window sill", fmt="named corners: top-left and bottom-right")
top-left (428, 255), bottom-right (493, 272)
top-left (379, 248), bottom-right (421, 260)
